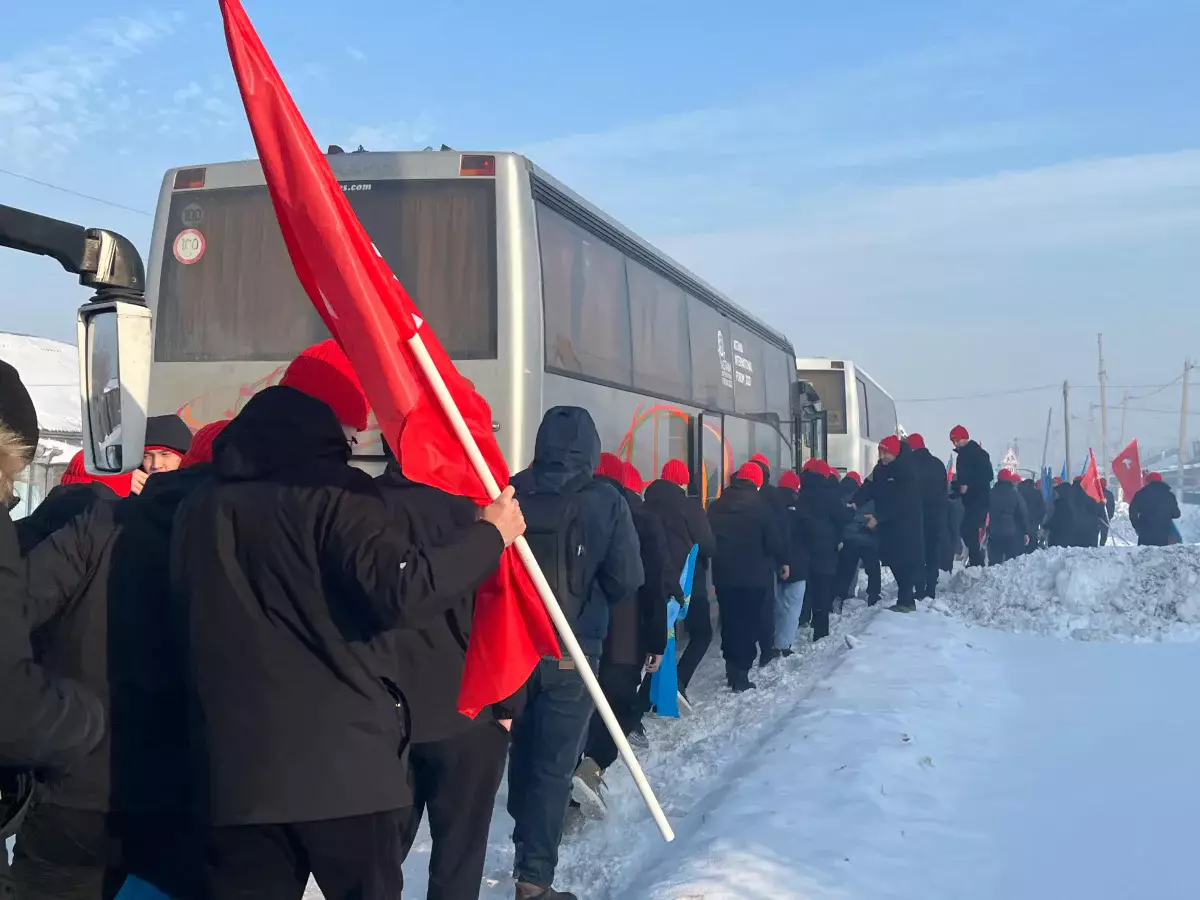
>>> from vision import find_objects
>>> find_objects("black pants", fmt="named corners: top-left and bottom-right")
top-left (989, 534), bottom-right (1024, 565)
top-left (961, 504), bottom-right (988, 567)
top-left (806, 572), bottom-right (834, 641)
top-left (676, 590), bottom-right (712, 692)
top-left (717, 586), bottom-right (768, 673)
top-left (892, 562), bottom-right (918, 608)
top-left (917, 516), bottom-right (942, 599)
top-left (6, 803), bottom-right (199, 900)
top-left (203, 810), bottom-right (407, 900)
top-left (1099, 525), bottom-right (1109, 546)
top-left (834, 543), bottom-right (881, 602)
top-left (584, 662), bottom-right (644, 771)
top-left (398, 723), bottom-right (510, 900)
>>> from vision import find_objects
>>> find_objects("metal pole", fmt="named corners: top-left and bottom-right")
top-left (1119, 391), bottom-right (1129, 448)
top-left (1180, 358), bottom-right (1191, 497)
top-left (1063, 380), bottom-right (1072, 476)
top-left (1098, 333), bottom-right (1110, 475)
top-left (406, 332), bottom-right (675, 842)
top-left (1040, 406), bottom-right (1053, 473)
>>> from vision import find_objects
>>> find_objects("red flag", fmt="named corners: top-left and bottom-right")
top-left (220, 0), bottom-right (560, 716)
top-left (1080, 450), bottom-right (1104, 504)
top-left (1112, 439), bottom-right (1143, 500)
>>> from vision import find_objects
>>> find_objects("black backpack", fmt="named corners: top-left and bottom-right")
top-left (518, 475), bottom-right (590, 626)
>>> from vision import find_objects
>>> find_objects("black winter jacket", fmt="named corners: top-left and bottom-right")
top-left (171, 386), bottom-right (505, 825)
top-left (1018, 481), bottom-right (1047, 535)
top-left (511, 407), bottom-right (644, 658)
top-left (953, 440), bottom-right (993, 510)
top-left (911, 448), bottom-right (949, 536)
top-left (19, 467), bottom-right (209, 813)
top-left (1073, 484), bottom-right (1102, 547)
top-left (776, 487), bottom-right (811, 583)
top-left (857, 446), bottom-right (925, 571)
top-left (642, 480), bottom-right (716, 588)
top-left (0, 429), bottom-right (104, 774)
top-left (16, 482), bottom-right (121, 556)
top-left (374, 465), bottom-right (513, 745)
top-left (797, 471), bottom-right (854, 576)
top-left (1130, 481), bottom-right (1181, 546)
top-left (988, 481), bottom-right (1029, 541)
top-left (1046, 484), bottom-right (1079, 547)
top-left (708, 480), bottom-right (788, 588)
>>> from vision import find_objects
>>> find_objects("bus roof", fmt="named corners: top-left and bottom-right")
top-left (158, 149), bottom-right (795, 356)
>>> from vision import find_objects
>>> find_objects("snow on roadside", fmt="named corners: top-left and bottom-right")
top-left (933, 545), bottom-right (1200, 642)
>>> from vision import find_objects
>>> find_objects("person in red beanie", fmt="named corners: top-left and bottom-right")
top-left (706, 462), bottom-right (787, 691)
top-left (987, 468), bottom-right (1029, 564)
top-left (169, 340), bottom-right (527, 898)
top-left (180, 420), bottom-right (232, 468)
top-left (1129, 471), bottom-right (1180, 545)
top-left (643, 460), bottom-right (716, 700)
top-left (949, 425), bottom-right (992, 567)
top-left (621, 461), bottom-right (645, 497)
top-left (902, 434), bottom-right (949, 599)
top-left (854, 435), bottom-right (924, 612)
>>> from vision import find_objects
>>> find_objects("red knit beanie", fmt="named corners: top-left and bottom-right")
top-left (661, 458), bottom-right (690, 487)
top-left (906, 433), bottom-right (926, 450)
top-left (182, 420), bottom-right (232, 468)
top-left (621, 461), bottom-right (644, 494)
top-left (1146, 472), bottom-right (1163, 483)
top-left (750, 453), bottom-right (770, 470)
top-left (595, 452), bottom-right (625, 482)
top-left (802, 458), bottom-right (826, 474)
top-left (59, 450), bottom-right (134, 497)
top-left (735, 462), bottom-right (764, 488)
top-left (879, 435), bottom-right (902, 457)
top-left (846, 471), bottom-right (863, 486)
top-left (950, 425), bottom-right (969, 443)
top-left (779, 470), bottom-right (801, 490)
top-left (280, 340), bottom-right (370, 431)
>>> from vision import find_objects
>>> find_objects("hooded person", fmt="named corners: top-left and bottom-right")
top-left (170, 340), bottom-right (523, 899)
top-left (855, 435), bottom-right (924, 612)
top-left (8, 426), bottom-right (227, 896)
top-left (371, 439), bottom-right (515, 900)
top-left (1129, 472), bottom-right (1181, 546)
top-left (506, 409), bottom-right (642, 900)
top-left (642, 458), bottom-right (716, 698)
top-left (130, 414), bottom-right (193, 496)
top-left (796, 461), bottom-right (854, 640)
top-left (1099, 478), bottom-right (1116, 546)
top-left (988, 470), bottom-right (1029, 564)
top-left (14, 451), bottom-right (133, 555)
top-left (0, 360), bottom-right (105, 848)
top-left (904, 434), bottom-right (949, 599)
top-left (949, 425), bottom-right (993, 566)
top-left (707, 462), bottom-right (788, 691)
top-left (1018, 477), bottom-right (1047, 552)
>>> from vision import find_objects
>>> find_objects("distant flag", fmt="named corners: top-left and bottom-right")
top-left (1080, 450), bottom-right (1105, 504)
top-left (1060, 460), bottom-right (1068, 483)
top-left (1041, 467), bottom-right (1053, 504)
top-left (1112, 440), bottom-right (1143, 500)
top-left (946, 455), bottom-right (955, 484)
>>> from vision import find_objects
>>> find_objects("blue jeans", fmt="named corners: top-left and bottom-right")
top-left (773, 581), bottom-right (807, 650)
top-left (507, 655), bottom-right (598, 888)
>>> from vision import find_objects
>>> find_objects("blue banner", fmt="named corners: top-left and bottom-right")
top-left (649, 545), bottom-right (699, 719)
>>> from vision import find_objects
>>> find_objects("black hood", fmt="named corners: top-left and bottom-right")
top-left (144, 414), bottom-right (194, 456)
top-left (524, 406), bottom-right (602, 492)
top-left (136, 464), bottom-right (215, 529)
top-left (644, 478), bottom-right (686, 505)
top-left (994, 480), bottom-right (1016, 494)
top-left (211, 386), bottom-right (350, 481)
top-left (800, 470), bottom-right (829, 492)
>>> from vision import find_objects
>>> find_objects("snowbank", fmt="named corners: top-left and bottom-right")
top-left (0, 332), bottom-right (80, 433)
top-left (934, 545), bottom-right (1200, 642)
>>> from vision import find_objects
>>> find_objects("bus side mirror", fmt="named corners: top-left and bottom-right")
top-left (76, 300), bottom-right (152, 475)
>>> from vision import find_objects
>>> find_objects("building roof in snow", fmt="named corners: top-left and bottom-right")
top-left (0, 332), bottom-right (81, 435)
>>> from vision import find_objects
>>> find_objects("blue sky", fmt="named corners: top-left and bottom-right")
top-left (2, 0), bottom-right (1199, 462)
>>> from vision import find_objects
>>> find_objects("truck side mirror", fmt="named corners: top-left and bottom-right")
top-left (76, 299), bottom-right (152, 475)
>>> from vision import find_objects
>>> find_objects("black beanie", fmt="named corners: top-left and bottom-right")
top-left (0, 359), bottom-right (39, 454)
top-left (144, 414), bottom-right (194, 456)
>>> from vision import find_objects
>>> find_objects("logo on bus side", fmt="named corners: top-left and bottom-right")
top-left (717, 330), bottom-right (734, 390)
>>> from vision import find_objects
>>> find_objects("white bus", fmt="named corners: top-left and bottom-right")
top-left (145, 149), bottom-right (798, 503)
top-left (795, 358), bottom-right (898, 477)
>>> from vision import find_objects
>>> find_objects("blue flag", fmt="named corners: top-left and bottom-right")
top-left (1061, 461), bottom-right (1068, 483)
top-left (1041, 467), bottom-right (1053, 504)
top-left (649, 545), bottom-right (699, 718)
top-left (115, 878), bottom-right (171, 900)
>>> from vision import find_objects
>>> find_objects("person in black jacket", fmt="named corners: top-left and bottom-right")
top-left (15, 451), bottom-right (133, 556)
top-left (904, 434), bottom-right (949, 599)
top-left (1099, 478), bottom-right (1116, 545)
top-left (988, 470), bottom-right (1029, 564)
top-left (1018, 478), bottom-right (1047, 552)
top-left (171, 341), bottom-right (520, 899)
top-left (771, 470), bottom-right (810, 652)
top-left (0, 360), bottom-right (104, 846)
top-left (856, 436), bottom-right (924, 612)
top-left (708, 463), bottom-right (788, 691)
top-left (1071, 478), bottom-right (1102, 548)
top-left (950, 425), bottom-right (993, 566)
top-left (1129, 473), bottom-right (1181, 546)
top-left (643, 459), bottom-right (716, 698)
top-left (796, 462), bottom-right (853, 640)
top-left (1046, 481), bottom-right (1079, 547)
top-left (9, 426), bottom-right (230, 899)
top-left (373, 446), bottom-right (513, 900)
top-left (507, 408), bottom-right (643, 900)
top-left (832, 470), bottom-right (881, 609)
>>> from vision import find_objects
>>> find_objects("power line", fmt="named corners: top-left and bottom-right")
top-left (899, 379), bottom-right (1189, 404)
top-left (0, 166), bottom-right (152, 217)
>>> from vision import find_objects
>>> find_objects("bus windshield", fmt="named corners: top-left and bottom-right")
top-left (153, 178), bottom-right (497, 363)
top-left (798, 368), bottom-right (847, 434)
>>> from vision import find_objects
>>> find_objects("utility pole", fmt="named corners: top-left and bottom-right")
top-left (1180, 358), bottom-right (1191, 496)
top-left (1098, 333), bottom-right (1109, 475)
top-left (1040, 406), bottom-right (1053, 474)
top-left (1119, 391), bottom-right (1129, 448)
top-left (1063, 380), bottom-right (1071, 477)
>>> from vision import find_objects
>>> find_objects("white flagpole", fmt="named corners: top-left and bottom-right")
top-left (406, 332), bottom-right (675, 843)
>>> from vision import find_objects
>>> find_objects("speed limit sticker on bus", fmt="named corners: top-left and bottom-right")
top-left (173, 229), bottom-right (206, 265)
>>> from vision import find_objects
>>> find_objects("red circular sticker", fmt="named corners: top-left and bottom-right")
top-left (173, 229), bottom-right (206, 265)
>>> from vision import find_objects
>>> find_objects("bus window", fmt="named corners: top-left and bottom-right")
top-left (697, 412), bottom-right (725, 505)
top-left (626, 259), bottom-right (692, 401)
top-left (856, 376), bottom-right (870, 437)
top-left (723, 416), bottom-right (753, 478)
top-left (862, 377), bottom-right (897, 439)
top-left (154, 180), bottom-right (497, 362)
top-left (798, 369), bottom-right (847, 434)
top-left (537, 203), bottom-right (633, 386)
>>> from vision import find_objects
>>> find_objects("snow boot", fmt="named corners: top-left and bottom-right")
top-left (867, 594), bottom-right (881, 607)
top-left (780, 648), bottom-right (795, 658)
top-left (516, 882), bottom-right (579, 900)
top-left (628, 726), bottom-right (649, 750)
top-left (889, 601), bottom-right (917, 613)
top-left (570, 758), bottom-right (607, 820)
top-left (759, 648), bottom-right (781, 666)
top-left (731, 670), bottom-right (757, 693)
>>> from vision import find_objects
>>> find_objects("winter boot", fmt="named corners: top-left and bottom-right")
top-left (731, 670), bottom-right (757, 693)
top-left (780, 648), bottom-right (795, 658)
top-left (516, 882), bottom-right (579, 900)
top-left (628, 725), bottom-right (649, 750)
top-left (867, 594), bottom-right (881, 607)
top-left (570, 757), bottom-right (607, 819)
top-left (889, 601), bottom-right (917, 613)
top-left (759, 648), bottom-right (781, 666)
